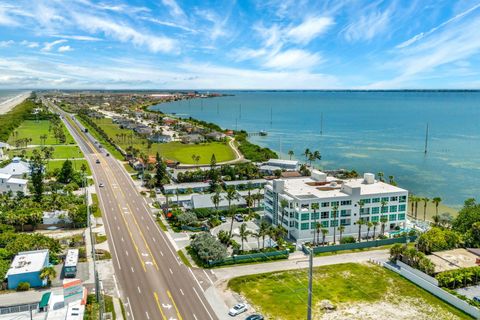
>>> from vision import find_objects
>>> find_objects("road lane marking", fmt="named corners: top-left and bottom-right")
top-left (145, 311), bottom-right (150, 319)
top-left (153, 292), bottom-right (168, 320)
top-left (125, 250), bottom-right (129, 256)
top-left (203, 270), bottom-right (214, 286)
top-left (160, 251), bottom-right (164, 256)
top-left (169, 268), bottom-right (173, 275)
top-left (121, 237), bottom-right (124, 242)
top-left (192, 287), bottom-right (214, 320)
top-left (179, 289), bottom-right (184, 296)
top-left (167, 290), bottom-right (183, 320)
top-left (193, 314), bottom-right (198, 320)
top-left (146, 225), bottom-right (149, 230)
top-left (117, 226), bottom-right (120, 231)
top-left (152, 237), bottom-right (156, 242)
top-left (137, 286), bottom-right (141, 294)
top-left (127, 297), bottom-right (135, 320)
top-left (131, 267), bottom-right (134, 273)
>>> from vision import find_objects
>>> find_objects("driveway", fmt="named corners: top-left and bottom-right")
top-left (456, 285), bottom-right (480, 300)
top-left (211, 219), bottom-right (268, 251)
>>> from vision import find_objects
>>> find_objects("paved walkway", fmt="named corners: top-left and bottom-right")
top-left (213, 249), bottom-right (390, 282)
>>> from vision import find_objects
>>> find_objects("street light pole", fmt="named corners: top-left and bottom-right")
top-left (307, 247), bottom-right (313, 320)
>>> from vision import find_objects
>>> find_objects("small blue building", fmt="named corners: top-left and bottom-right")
top-left (6, 249), bottom-right (49, 289)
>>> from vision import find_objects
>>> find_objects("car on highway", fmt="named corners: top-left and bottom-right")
top-left (99, 183), bottom-right (105, 188)
top-left (245, 315), bottom-right (264, 320)
top-left (234, 214), bottom-right (244, 222)
top-left (96, 159), bottom-right (100, 164)
top-left (228, 303), bottom-right (248, 316)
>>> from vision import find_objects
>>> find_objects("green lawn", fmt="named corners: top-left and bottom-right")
top-left (91, 193), bottom-right (102, 218)
top-left (7, 145), bottom-right (83, 159)
top-left (76, 117), bottom-right (124, 159)
top-left (7, 120), bottom-right (75, 145)
top-left (47, 159), bottom-right (91, 175)
top-left (228, 263), bottom-right (471, 320)
top-left (90, 118), bottom-right (236, 164)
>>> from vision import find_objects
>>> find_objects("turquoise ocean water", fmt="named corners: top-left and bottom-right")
top-left (0, 90), bottom-right (25, 103)
top-left (151, 91), bottom-right (480, 207)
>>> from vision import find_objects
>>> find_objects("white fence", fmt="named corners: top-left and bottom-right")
top-left (385, 260), bottom-right (480, 319)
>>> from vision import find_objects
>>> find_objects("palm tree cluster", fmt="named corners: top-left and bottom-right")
top-left (409, 195), bottom-right (442, 222)
top-left (303, 148), bottom-right (321, 166)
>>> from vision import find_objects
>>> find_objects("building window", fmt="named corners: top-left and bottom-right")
top-left (301, 223), bottom-right (309, 230)
top-left (398, 213), bottom-right (406, 220)
top-left (390, 196), bottom-right (398, 202)
top-left (390, 205), bottom-right (398, 212)
top-left (340, 209), bottom-right (350, 217)
top-left (295, 212), bottom-right (299, 220)
top-left (321, 211), bottom-right (329, 219)
top-left (360, 208), bottom-right (370, 215)
top-left (301, 203), bottom-right (309, 209)
top-left (371, 207), bottom-right (379, 214)
top-left (372, 198), bottom-right (380, 203)
top-left (311, 222), bottom-right (318, 229)
top-left (340, 219), bottom-right (351, 226)
top-left (330, 220), bottom-right (339, 227)
top-left (330, 201), bottom-right (339, 207)
top-left (321, 221), bottom-right (329, 228)
top-left (381, 206), bottom-right (388, 213)
top-left (398, 204), bottom-right (406, 212)
top-left (371, 215), bottom-right (379, 222)
top-left (321, 202), bottom-right (330, 208)
top-left (399, 195), bottom-right (407, 203)
top-left (340, 200), bottom-right (352, 206)
top-left (312, 212), bottom-right (320, 220)
top-left (330, 211), bottom-right (338, 218)
top-left (363, 198), bottom-right (371, 204)
top-left (294, 221), bottom-right (299, 228)
top-left (301, 213), bottom-right (309, 221)
top-left (389, 214), bottom-right (397, 221)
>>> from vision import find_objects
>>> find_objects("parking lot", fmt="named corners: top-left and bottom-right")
top-left (211, 218), bottom-right (273, 251)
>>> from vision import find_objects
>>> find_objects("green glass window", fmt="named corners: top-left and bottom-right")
top-left (312, 212), bottom-right (320, 220)
top-left (340, 200), bottom-right (352, 206)
top-left (389, 214), bottom-right (397, 221)
top-left (330, 211), bottom-right (338, 218)
top-left (399, 195), bottom-right (407, 203)
top-left (340, 219), bottom-right (351, 226)
top-left (398, 204), bottom-right (406, 212)
top-left (321, 211), bottom-right (329, 219)
top-left (330, 201), bottom-right (339, 207)
top-left (381, 206), bottom-right (388, 213)
top-left (398, 213), bottom-right (406, 220)
top-left (330, 220), bottom-right (338, 227)
top-left (321, 221), bottom-right (329, 228)
top-left (390, 196), bottom-right (398, 201)
top-left (363, 198), bottom-right (371, 204)
top-left (311, 222), bottom-right (317, 229)
top-left (371, 207), bottom-right (379, 214)
top-left (295, 212), bottom-right (299, 220)
top-left (381, 197), bottom-right (389, 202)
top-left (321, 202), bottom-right (330, 207)
top-left (301, 222), bottom-right (309, 230)
top-left (371, 215), bottom-right (379, 222)
top-left (301, 213), bottom-right (309, 221)
top-left (372, 198), bottom-right (380, 203)
top-left (390, 205), bottom-right (398, 212)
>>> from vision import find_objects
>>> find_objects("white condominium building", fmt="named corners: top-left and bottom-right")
top-left (264, 170), bottom-right (408, 243)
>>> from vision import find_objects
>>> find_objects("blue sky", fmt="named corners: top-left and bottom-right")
top-left (0, 0), bottom-right (480, 89)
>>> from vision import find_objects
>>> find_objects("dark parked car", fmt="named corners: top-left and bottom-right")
top-left (96, 159), bottom-right (100, 164)
top-left (245, 315), bottom-right (264, 320)
top-left (474, 296), bottom-right (480, 303)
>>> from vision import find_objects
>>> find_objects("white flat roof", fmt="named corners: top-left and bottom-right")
top-left (224, 179), bottom-right (266, 186)
top-left (164, 182), bottom-right (210, 190)
top-left (7, 178), bottom-right (28, 184)
top-left (65, 249), bottom-right (79, 268)
top-left (0, 173), bottom-right (11, 180)
top-left (267, 159), bottom-right (298, 166)
top-left (6, 249), bottom-right (48, 276)
top-left (279, 176), bottom-right (407, 200)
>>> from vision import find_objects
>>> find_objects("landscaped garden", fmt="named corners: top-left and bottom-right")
top-left (228, 262), bottom-right (472, 319)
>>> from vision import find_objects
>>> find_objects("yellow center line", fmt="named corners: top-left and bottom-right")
top-left (167, 290), bottom-right (183, 320)
top-left (153, 292), bottom-right (168, 320)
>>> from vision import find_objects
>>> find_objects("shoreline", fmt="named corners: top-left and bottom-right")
top-left (0, 91), bottom-right (32, 115)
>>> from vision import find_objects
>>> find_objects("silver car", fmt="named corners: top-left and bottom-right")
top-left (228, 303), bottom-right (248, 316)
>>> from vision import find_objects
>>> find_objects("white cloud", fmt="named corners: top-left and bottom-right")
top-left (195, 9), bottom-right (229, 41)
top-left (42, 39), bottom-right (67, 52)
top-left (0, 5), bottom-right (18, 26)
top-left (143, 17), bottom-right (197, 33)
top-left (20, 40), bottom-right (39, 48)
top-left (162, 0), bottom-right (186, 19)
top-left (0, 40), bottom-right (14, 47)
top-left (344, 8), bottom-right (392, 42)
top-left (264, 49), bottom-right (323, 70)
top-left (286, 16), bottom-right (334, 45)
top-left (58, 45), bottom-right (73, 53)
top-left (54, 34), bottom-right (102, 41)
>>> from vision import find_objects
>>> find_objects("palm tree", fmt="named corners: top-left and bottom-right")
top-left (288, 150), bottom-right (294, 160)
top-left (423, 197), bottom-right (430, 221)
top-left (259, 219), bottom-right (269, 250)
top-left (414, 197), bottom-right (420, 219)
top-left (432, 197), bottom-right (442, 221)
top-left (226, 187), bottom-right (240, 237)
top-left (332, 204), bottom-right (338, 244)
top-left (279, 199), bottom-right (289, 229)
top-left (337, 225), bottom-right (345, 241)
top-left (40, 266), bottom-right (57, 287)
top-left (410, 195), bottom-right (416, 217)
top-left (357, 199), bottom-right (365, 216)
top-left (303, 148), bottom-right (311, 162)
top-left (366, 221), bottom-right (373, 240)
top-left (377, 172), bottom-right (384, 182)
top-left (211, 191), bottom-right (221, 215)
top-left (320, 228), bottom-right (329, 246)
top-left (252, 231), bottom-right (261, 250)
top-left (239, 223), bottom-right (250, 252)
top-left (372, 221), bottom-right (379, 240)
top-left (356, 218), bottom-right (365, 242)
top-left (314, 222), bottom-right (321, 245)
top-left (380, 216), bottom-right (388, 235)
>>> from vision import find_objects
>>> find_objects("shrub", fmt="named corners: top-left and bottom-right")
top-left (190, 232), bottom-right (227, 262)
top-left (436, 266), bottom-right (480, 289)
top-left (177, 211), bottom-right (198, 227)
top-left (340, 236), bottom-right (356, 244)
top-left (16, 282), bottom-right (30, 291)
top-left (416, 227), bottom-right (462, 254)
top-left (389, 244), bottom-right (435, 275)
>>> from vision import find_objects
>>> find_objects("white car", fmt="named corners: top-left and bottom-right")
top-left (228, 303), bottom-right (248, 316)
top-left (99, 183), bottom-right (105, 188)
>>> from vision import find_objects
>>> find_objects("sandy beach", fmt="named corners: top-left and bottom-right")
top-left (0, 91), bottom-right (31, 115)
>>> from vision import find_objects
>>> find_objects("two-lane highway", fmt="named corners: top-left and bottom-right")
top-left (47, 99), bottom-right (218, 320)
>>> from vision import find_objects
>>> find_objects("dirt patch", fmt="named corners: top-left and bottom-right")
top-left (321, 296), bottom-right (463, 320)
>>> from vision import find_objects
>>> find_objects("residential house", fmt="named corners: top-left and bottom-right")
top-left (6, 249), bottom-right (49, 289)
top-left (0, 173), bottom-right (28, 194)
top-left (181, 134), bottom-right (204, 144)
top-left (205, 131), bottom-right (226, 141)
top-left (0, 157), bottom-right (30, 178)
top-left (148, 133), bottom-right (172, 143)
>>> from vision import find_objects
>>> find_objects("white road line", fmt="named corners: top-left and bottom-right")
top-left (169, 268), bottom-right (173, 275)
top-left (127, 297), bottom-right (135, 320)
top-left (121, 237), bottom-right (124, 242)
top-left (180, 289), bottom-right (184, 296)
top-left (112, 274), bottom-right (121, 297)
top-left (192, 286), bottom-right (214, 320)
top-left (152, 237), bottom-right (156, 242)
top-left (146, 225), bottom-right (149, 230)
top-left (114, 216), bottom-right (117, 220)
top-left (137, 286), bottom-right (141, 294)
top-left (160, 251), bottom-right (164, 256)
top-left (145, 311), bottom-right (150, 319)
top-left (141, 216), bottom-right (144, 220)
top-left (125, 250), bottom-right (129, 256)
top-left (117, 226), bottom-right (120, 231)
top-left (193, 314), bottom-right (198, 320)
top-left (203, 270), bottom-right (214, 286)
top-left (189, 268), bottom-right (203, 291)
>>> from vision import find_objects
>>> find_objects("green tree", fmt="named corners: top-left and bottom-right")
top-left (210, 153), bottom-right (217, 169)
top-left (452, 198), bottom-right (480, 233)
top-left (279, 199), bottom-right (289, 230)
top-left (154, 152), bottom-right (168, 189)
top-left (57, 159), bottom-right (74, 184)
top-left (239, 223), bottom-right (250, 252)
top-left (303, 148), bottom-right (310, 162)
top-left (332, 204), bottom-right (338, 243)
top-left (366, 221), bottom-right (373, 240)
top-left (432, 197), bottom-right (442, 221)
top-left (288, 150), bottom-right (294, 160)
top-left (211, 190), bottom-right (221, 215)
top-left (320, 228), bottom-right (329, 246)
top-left (190, 232), bottom-right (227, 262)
top-left (372, 221), bottom-right (379, 240)
top-left (177, 211), bottom-right (198, 227)
top-left (226, 187), bottom-right (240, 237)
top-left (259, 219), bottom-right (269, 250)
top-left (423, 197), bottom-right (430, 221)
top-left (380, 216), bottom-right (388, 236)
top-left (337, 225), bottom-right (345, 241)
top-left (30, 151), bottom-right (45, 202)
top-left (356, 218), bottom-right (365, 242)
top-left (40, 266), bottom-right (57, 287)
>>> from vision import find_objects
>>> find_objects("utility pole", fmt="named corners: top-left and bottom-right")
top-left (307, 247), bottom-right (313, 320)
top-left (424, 123), bottom-right (429, 154)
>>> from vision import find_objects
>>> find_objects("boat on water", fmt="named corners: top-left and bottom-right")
top-left (259, 130), bottom-right (267, 136)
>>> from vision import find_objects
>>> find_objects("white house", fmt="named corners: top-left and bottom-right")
top-left (264, 170), bottom-right (408, 243)
top-left (0, 172), bottom-right (28, 194)
top-left (260, 159), bottom-right (299, 174)
top-left (0, 157), bottom-right (30, 178)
